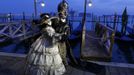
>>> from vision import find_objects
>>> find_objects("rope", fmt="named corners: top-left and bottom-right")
top-left (86, 34), bottom-right (101, 40)
top-left (86, 33), bottom-right (111, 40)
top-left (70, 32), bottom-right (111, 41)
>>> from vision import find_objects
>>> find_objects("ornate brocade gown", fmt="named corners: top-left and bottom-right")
top-left (25, 26), bottom-right (66, 75)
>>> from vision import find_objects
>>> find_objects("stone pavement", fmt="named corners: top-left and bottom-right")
top-left (0, 52), bottom-right (134, 75)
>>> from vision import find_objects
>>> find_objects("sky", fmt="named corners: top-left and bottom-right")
top-left (0, 0), bottom-right (134, 16)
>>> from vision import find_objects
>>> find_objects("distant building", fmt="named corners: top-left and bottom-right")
top-left (79, 12), bottom-right (91, 17)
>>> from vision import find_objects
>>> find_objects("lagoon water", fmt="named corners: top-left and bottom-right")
top-left (0, 16), bottom-right (134, 64)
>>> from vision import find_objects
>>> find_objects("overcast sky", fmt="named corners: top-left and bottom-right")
top-left (0, 0), bottom-right (133, 15)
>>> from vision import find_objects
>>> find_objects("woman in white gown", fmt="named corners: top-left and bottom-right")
top-left (25, 14), bottom-right (66, 75)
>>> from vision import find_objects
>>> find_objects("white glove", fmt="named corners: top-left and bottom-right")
top-left (46, 26), bottom-right (55, 37)
top-left (54, 33), bottom-right (62, 40)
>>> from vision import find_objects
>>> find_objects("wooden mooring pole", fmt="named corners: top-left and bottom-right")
top-left (22, 12), bottom-right (26, 39)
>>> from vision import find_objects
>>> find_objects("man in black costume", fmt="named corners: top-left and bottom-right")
top-left (51, 0), bottom-right (70, 65)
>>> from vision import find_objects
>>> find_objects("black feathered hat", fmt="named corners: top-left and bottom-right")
top-left (57, 0), bottom-right (68, 13)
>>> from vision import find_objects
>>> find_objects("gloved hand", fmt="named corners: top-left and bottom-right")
top-left (46, 26), bottom-right (55, 37)
top-left (54, 33), bottom-right (62, 40)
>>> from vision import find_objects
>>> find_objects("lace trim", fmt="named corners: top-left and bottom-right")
top-left (28, 63), bottom-right (64, 69)
top-left (30, 51), bottom-right (59, 56)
